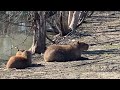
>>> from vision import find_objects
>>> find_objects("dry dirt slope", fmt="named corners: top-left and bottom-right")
top-left (1, 11), bottom-right (120, 79)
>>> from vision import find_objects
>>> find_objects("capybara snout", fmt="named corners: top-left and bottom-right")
top-left (78, 42), bottom-right (89, 51)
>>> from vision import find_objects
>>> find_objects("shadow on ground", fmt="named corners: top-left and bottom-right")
top-left (83, 49), bottom-right (120, 55)
top-left (30, 64), bottom-right (45, 67)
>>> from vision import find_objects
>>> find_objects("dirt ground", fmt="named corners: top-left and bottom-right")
top-left (1, 11), bottom-right (120, 79)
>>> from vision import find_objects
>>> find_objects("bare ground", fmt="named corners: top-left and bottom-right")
top-left (1, 11), bottom-right (120, 79)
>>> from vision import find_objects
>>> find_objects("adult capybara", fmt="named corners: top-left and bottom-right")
top-left (6, 50), bottom-right (32, 69)
top-left (44, 41), bottom-right (89, 62)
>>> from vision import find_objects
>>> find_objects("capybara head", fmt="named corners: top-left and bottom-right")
top-left (16, 49), bottom-right (25, 56)
top-left (22, 50), bottom-right (32, 60)
top-left (74, 41), bottom-right (89, 51)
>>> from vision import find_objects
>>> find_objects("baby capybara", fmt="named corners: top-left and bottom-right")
top-left (44, 41), bottom-right (89, 62)
top-left (6, 50), bottom-right (32, 69)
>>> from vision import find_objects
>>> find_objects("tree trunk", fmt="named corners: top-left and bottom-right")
top-left (68, 11), bottom-right (80, 30)
top-left (41, 11), bottom-right (88, 44)
top-left (68, 11), bottom-right (74, 26)
top-left (57, 11), bottom-right (71, 36)
top-left (29, 11), bottom-right (46, 54)
top-left (75, 11), bottom-right (88, 29)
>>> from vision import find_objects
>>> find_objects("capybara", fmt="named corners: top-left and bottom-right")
top-left (6, 50), bottom-right (32, 69)
top-left (44, 41), bottom-right (89, 62)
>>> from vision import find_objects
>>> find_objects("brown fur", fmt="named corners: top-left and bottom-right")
top-left (16, 49), bottom-right (25, 56)
top-left (44, 41), bottom-right (89, 62)
top-left (6, 50), bottom-right (32, 69)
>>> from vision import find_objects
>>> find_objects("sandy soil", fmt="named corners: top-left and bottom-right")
top-left (1, 11), bottom-right (120, 79)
